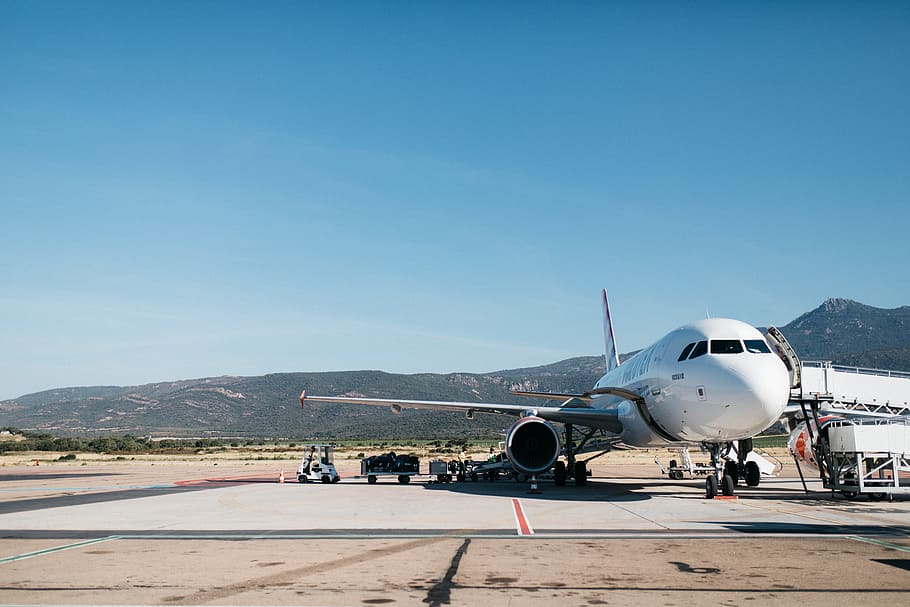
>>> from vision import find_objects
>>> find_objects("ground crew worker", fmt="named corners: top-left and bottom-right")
top-left (305, 446), bottom-right (317, 473)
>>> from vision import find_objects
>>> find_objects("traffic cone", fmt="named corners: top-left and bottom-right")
top-left (528, 474), bottom-right (541, 494)
top-left (34, 459), bottom-right (39, 466)
top-left (278, 469), bottom-right (285, 483)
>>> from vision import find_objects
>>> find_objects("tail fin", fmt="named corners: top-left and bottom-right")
top-left (602, 289), bottom-right (620, 371)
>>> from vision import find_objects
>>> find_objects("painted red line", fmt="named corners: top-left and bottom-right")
top-left (512, 498), bottom-right (533, 536)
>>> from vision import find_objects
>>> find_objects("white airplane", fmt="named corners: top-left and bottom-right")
top-left (301, 290), bottom-right (791, 498)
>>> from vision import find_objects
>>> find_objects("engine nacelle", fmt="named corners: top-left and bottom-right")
top-left (788, 414), bottom-right (848, 472)
top-left (505, 416), bottom-right (561, 475)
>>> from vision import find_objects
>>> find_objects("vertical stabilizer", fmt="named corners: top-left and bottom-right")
top-left (602, 289), bottom-right (620, 371)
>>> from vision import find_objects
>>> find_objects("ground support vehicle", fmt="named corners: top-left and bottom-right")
top-left (429, 459), bottom-right (460, 483)
top-left (654, 442), bottom-right (779, 488)
top-left (361, 452), bottom-right (420, 484)
top-left (297, 444), bottom-right (341, 484)
top-left (467, 455), bottom-right (512, 481)
top-left (824, 420), bottom-right (910, 501)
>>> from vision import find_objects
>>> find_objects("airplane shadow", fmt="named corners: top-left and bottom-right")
top-left (420, 477), bottom-right (652, 503)
top-left (0, 472), bottom-right (121, 482)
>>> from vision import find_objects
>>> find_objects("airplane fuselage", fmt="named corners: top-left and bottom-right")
top-left (592, 318), bottom-right (790, 447)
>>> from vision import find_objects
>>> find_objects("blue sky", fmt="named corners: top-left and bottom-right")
top-left (1, 2), bottom-right (908, 400)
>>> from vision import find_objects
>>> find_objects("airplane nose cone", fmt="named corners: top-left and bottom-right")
top-left (730, 357), bottom-right (791, 435)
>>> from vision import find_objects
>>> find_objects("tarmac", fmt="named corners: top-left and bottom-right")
top-left (0, 457), bottom-right (909, 606)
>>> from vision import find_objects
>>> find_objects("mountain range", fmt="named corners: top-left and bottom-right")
top-left (2, 298), bottom-right (908, 439)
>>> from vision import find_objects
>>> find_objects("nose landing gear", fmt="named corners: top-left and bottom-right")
top-left (704, 442), bottom-right (737, 499)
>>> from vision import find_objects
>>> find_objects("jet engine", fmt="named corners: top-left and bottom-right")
top-left (505, 416), bottom-right (561, 475)
top-left (788, 414), bottom-right (848, 472)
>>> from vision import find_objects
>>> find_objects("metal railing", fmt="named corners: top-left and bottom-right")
top-left (802, 360), bottom-right (910, 380)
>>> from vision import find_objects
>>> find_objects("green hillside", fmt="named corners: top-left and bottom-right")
top-left (3, 297), bottom-right (908, 439)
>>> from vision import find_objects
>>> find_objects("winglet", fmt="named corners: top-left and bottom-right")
top-left (299, 390), bottom-right (306, 409)
top-left (602, 289), bottom-right (620, 371)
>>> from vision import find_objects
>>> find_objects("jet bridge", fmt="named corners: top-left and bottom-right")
top-left (796, 361), bottom-right (910, 418)
top-left (765, 325), bottom-right (910, 419)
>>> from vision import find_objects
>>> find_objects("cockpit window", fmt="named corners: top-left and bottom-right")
top-left (688, 340), bottom-right (708, 359)
top-left (744, 339), bottom-right (771, 353)
top-left (710, 339), bottom-right (744, 354)
top-left (678, 342), bottom-right (696, 361)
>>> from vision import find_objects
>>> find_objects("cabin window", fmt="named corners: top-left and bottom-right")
top-left (688, 340), bottom-right (708, 359)
top-left (744, 339), bottom-right (771, 354)
top-left (710, 339), bottom-right (744, 354)
top-left (678, 342), bottom-right (696, 361)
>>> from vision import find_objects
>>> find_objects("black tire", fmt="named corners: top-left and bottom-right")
top-left (574, 461), bottom-right (587, 486)
top-left (298, 476), bottom-right (307, 483)
top-left (870, 493), bottom-right (886, 502)
top-left (745, 461), bottom-right (760, 487)
top-left (554, 461), bottom-right (567, 486)
top-left (706, 475), bottom-right (718, 499)
top-left (321, 475), bottom-right (330, 484)
top-left (398, 475), bottom-right (410, 484)
top-left (332, 476), bottom-right (341, 483)
top-left (724, 460), bottom-right (739, 485)
top-left (368, 475), bottom-right (377, 484)
top-left (722, 474), bottom-right (735, 496)
top-left (670, 459), bottom-right (678, 469)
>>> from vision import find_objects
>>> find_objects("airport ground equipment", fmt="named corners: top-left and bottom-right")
top-left (297, 444), bottom-right (341, 484)
top-left (361, 452), bottom-right (420, 484)
top-left (823, 419), bottom-right (910, 501)
top-left (429, 459), bottom-right (459, 483)
top-left (784, 355), bottom-right (910, 420)
top-left (468, 443), bottom-right (514, 481)
top-left (656, 444), bottom-right (780, 484)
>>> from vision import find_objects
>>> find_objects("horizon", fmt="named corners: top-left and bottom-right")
top-left (4, 294), bottom-right (903, 400)
top-left (3, 3), bottom-right (908, 400)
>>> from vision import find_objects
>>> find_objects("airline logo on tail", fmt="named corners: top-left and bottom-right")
top-left (602, 289), bottom-right (620, 371)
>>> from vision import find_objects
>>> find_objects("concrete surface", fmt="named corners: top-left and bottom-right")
top-left (0, 459), bottom-right (908, 605)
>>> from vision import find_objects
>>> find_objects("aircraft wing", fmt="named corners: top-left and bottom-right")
top-left (300, 391), bottom-right (624, 434)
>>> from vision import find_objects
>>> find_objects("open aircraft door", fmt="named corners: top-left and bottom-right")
top-left (765, 325), bottom-right (801, 390)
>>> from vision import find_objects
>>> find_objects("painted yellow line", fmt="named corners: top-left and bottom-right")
top-left (0, 536), bottom-right (120, 564)
top-left (847, 535), bottom-right (910, 553)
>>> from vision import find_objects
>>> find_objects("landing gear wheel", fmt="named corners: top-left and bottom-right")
top-left (574, 461), bottom-right (587, 487)
top-left (398, 475), bottom-right (410, 484)
top-left (553, 461), bottom-right (567, 486)
top-left (706, 475), bottom-right (718, 499)
top-left (669, 459), bottom-right (679, 480)
top-left (745, 461), bottom-right (760, 487)
top-left (724, 460), bottom-right (739, 486)
top-left (721, 474), bottom-right (735, 496)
